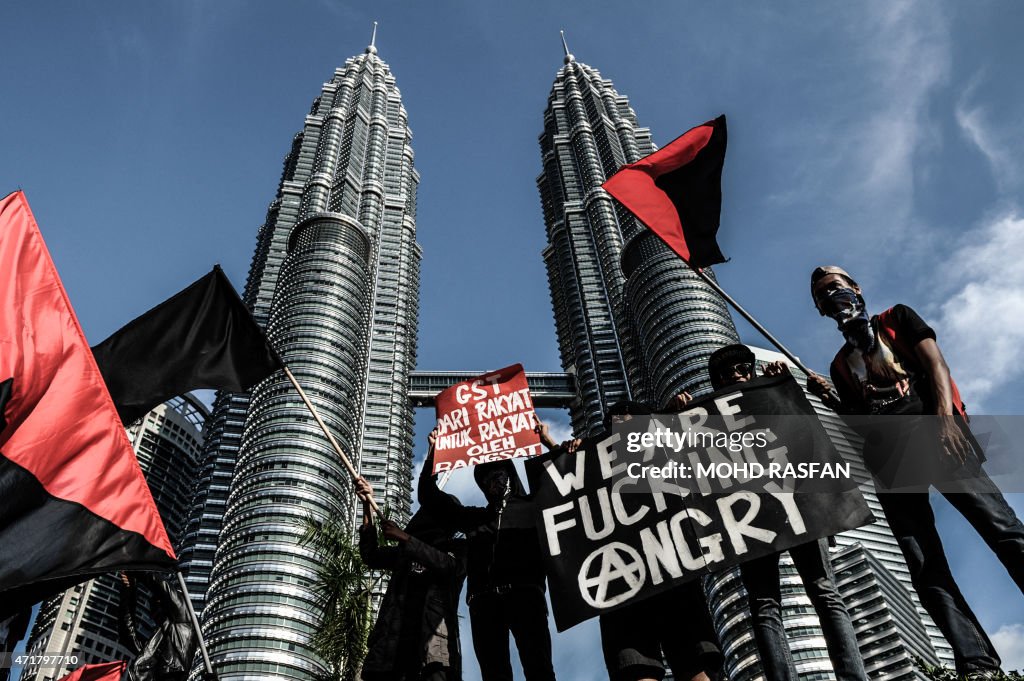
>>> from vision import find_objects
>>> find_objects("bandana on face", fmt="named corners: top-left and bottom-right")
top-left (822, 288), bottom-right (875, 352)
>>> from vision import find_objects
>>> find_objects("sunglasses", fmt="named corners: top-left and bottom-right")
top-left (717, 362), bottom-right (753, 379)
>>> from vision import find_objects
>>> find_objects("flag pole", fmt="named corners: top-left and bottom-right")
top-left (280, 365), bottom-right (384, 518)
top-left (690, 267), bottom-right (841, 400)
top-left (175, 571), bottom-right (214, 677)
top-left (437, 470), bottom-right (453, 490)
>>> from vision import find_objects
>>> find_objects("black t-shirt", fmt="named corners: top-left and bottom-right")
top-left (831, 304), bottom-right (936, 415)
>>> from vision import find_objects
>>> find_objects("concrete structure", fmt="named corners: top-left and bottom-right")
top-left (833, 543), bottom-right (941, 679)
top-left (190, 33), bottom-right (421, 681)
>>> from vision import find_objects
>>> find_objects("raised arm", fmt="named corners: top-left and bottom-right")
top-left (534, 418), bottom-right (583, 454)
top-left (418, 428), bottom-right (455, 509)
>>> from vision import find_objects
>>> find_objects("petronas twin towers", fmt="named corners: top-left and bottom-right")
top-left (183, 37), bottom-right (421, 679)
top-left (176, 33), bottom-right (925, 681)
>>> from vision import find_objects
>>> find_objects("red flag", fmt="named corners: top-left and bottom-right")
top-left (0, 191), bottom-right (175, 618)
top-left (56, 661), bottom-right (127, 681)
top-left (603, 115), bottom-right (728, 268)
top-left (432, 364), bottom-right (542, 473)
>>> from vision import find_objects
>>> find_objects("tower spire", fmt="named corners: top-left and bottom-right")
top-left (560, 30), bottom-right (575, 64)
top-left (367, 21), bottom-right (378, 54)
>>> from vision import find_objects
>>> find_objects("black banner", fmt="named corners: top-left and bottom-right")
top-left (526, 374), bottom-right (873, 630)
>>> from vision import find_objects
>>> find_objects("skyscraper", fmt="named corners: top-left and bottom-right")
top-left (537, 36), bottom-right (739, 439)
top-left (21, 394), bottom-right (208, 681)
top-left (833, 543), bottom-right (941, 679)
top-left (190, 32), bottom-right (420, 680)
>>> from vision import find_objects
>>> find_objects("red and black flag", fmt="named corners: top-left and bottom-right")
top-left (603, 115), bottom-right (728, 269)
top-left (0, 191), bottom-right (175, 619)
top-left (91, 266), bottom-right (282, 425)
top-left (56, 662), bottom-right (127, 681)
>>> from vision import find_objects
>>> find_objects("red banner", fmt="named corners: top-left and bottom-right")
top-left (432, 364), bottom-right (542, 473)
top-left (57, 661), bottom-right (127, 681)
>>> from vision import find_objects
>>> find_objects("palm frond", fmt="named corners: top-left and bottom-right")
top-left (299, 514), bottom-right (376, 681)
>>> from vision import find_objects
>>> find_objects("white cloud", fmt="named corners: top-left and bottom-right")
top-left (849, 1), bottom-right (949, 206)
top-left (932, 210), bottom-right (1024, 408)
top-left (992, 623), bottom-right (1024, 672)
top-left (761, 0), bottom-right (953, 285)
top-left (956, 80), bottom-right (1022, 194)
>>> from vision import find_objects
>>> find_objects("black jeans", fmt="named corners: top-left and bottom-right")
top-left (740, 539), bottom-right (867, 681)
top-left (468, 585), bottom-right (556, 681)
top-left (599, 580), bottom-right (722, 681)
top-left (878, 457), bottom-right (1024, 675)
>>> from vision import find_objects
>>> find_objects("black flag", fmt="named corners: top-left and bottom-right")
top-left (91, 266), bottom-right (282, 425)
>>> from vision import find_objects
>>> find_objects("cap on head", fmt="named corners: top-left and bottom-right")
top-left (811, 266), bottom-right (857, 294)
top-left (708, 344), bottom-right (756, 390)
top-left (474, 460), bottom-right (513, 486)
top-left (602, 399), bottom-right (651, 434)
top-left (404, 507), bottom-right (454, 547)
top-left (811, 265), bottom-right (859, 311)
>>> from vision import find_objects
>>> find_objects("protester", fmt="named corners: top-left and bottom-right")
top-left (0, 608), bottom-right (30, 681)
top-left (701, 344), bottom-right (867, 681)
top-left (418, 426), bottom-right (556, 681)
top-left (117, 572), bottom-right (196, 681)
top-left (355, 474), bottom-right (466, 681)
top-left (596, 399), bottom-right (724, 681)
top-left (808, 265), bottom-right (1024, 678)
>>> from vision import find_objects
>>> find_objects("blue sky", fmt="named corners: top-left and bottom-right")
top-left (3, 1), bottom-right (1023, 677)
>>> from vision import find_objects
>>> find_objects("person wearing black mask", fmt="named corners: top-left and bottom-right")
top-left (808, 265), bottom-right (1024, 679)
top-left (703, 345), bottom-right (867, 681)
top-left (419, 426), bottom-right (561, 681)
top-left (356, 473), bottom-right (468, 681)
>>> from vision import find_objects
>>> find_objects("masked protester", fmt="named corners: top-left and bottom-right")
top-left (596, 400), bottom-right (724, 681)
top-left (702, 345), bottom-right (867, 681)
top-left (356, 472), bottom-right (467, 681)
top-left (808, 265), bottom-right (1024, 679)
top-left (419, 426), bottom-right (559, 681)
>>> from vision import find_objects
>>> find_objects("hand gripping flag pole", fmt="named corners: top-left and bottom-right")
top-left (602, 115), bottom-right (839, 400)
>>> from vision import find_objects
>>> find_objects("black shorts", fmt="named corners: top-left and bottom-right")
top-left (599, 580), bottom-right (722, 681)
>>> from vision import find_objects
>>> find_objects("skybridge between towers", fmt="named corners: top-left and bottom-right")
top-left (408, 371), bottom-right (576, 408)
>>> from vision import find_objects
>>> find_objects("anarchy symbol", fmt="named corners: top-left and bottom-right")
top-left (578, 542), bottom-right (646, 609)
